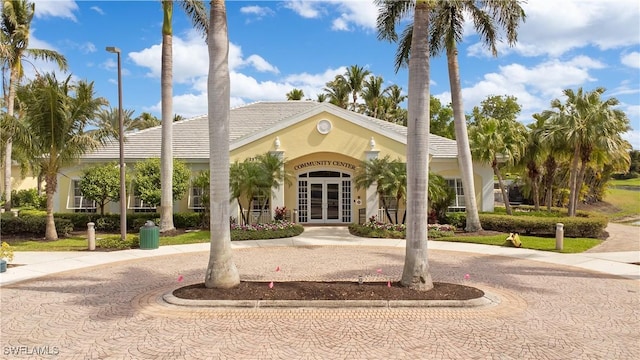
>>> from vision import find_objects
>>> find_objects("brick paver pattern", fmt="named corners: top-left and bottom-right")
top-left (1, 246), bottom-right (639, 359)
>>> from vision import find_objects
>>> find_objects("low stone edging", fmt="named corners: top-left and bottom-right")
top-left (162, 290), bottom-right (500, 309)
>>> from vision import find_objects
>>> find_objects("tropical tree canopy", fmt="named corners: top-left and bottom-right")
top-left (17, 73), bottom-right (106, 240)
top-left (133, 157), bottom-right (190, 207)
top-left (79, 162), bottom-right (124, 215)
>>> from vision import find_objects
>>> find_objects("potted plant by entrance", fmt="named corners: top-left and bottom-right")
top-left (0, 241), bottom-right (14, 273)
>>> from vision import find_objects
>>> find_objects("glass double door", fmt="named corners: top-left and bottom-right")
top-left (309, 181), bottom-right (340, 223)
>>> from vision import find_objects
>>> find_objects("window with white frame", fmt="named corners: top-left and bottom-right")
top-left (189, 186), bottom-right (205, 211)
top-left (445, 178), bottom-right (466, 211)
top-left (129, 186), bottom-right (156, 213)
top-left (67, 179), bottom-right (96, 213)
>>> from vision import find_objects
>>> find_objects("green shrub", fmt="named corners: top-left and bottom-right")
top-left (173, 212), bottom-right (203, 229)
top-left (478, 212), bottom-right (607, 238)
top-left (11, 189), bottom-right (46, 209)
top-left (444, 212), bottom-right (466, 228)
top-left (0, 215), bottom-right (73, 237)
top-left (96, 234), bottom-right (140, 250)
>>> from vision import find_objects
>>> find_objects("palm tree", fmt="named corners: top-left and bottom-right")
top-left (1, 0), bottom-right (67, 211)
top-left (159, 0), bottom-right (208, 233)
top-left (17, 73), bottom-right (106, 240)
top-left (546, 87), bottom-right (630, 216)
top-left (360, 75), bottom-right (387, 118)
top-left (323, 75), bottom-right (349, 109)
top-left (376, 0), bottom-right (434, 290)
top-left (343, 65), bottom-right (371, 111)
top-left (518, 114), bottom-right (548, 211)
top-left (316, 93), bottom-right (327, 103)
top-left (89, 107), bottom-right (135, 140)
top-left (285, 88), bottom-right (304, 100)
top-left (468, 96), bottom-right (527, 216)
top-left (380, 0), bottom-right (526, 232)
top-left (205, 0), bottom-right (239, 289)
top-left (354, 155), bottom-right (405, 224)
top-left (130, 111), bottom-right (160, 131)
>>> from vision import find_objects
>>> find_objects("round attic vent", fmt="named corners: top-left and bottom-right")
top-left (316, 119), bottom-right (332, 134)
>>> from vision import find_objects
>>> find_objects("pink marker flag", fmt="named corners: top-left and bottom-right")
top-left (387, 281), bottom-right (391, 288)
top-left (269, 281), bottom-right (274, 289)
top-left (376, 268), bottom-right (383, 273)
top-left (275, 266), bottom-right (280, 272)
top-left (177, 275), bottom-right (184, 282)
top-left (464, 273), bottom-right (471, 280)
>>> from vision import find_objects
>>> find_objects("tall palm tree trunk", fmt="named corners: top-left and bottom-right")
top-left (401, 0), bottom-right (433, 291)
top-left (204, 0), bottom-right (240, 289)
top-left (493, 159), bottom-right (512, 215)
top-left (44, 172), bottom-right (58, 240)
top-left (160, 1), bottom-right (175, 232)
top-left (567, 146), bottom-right (581, 216)
top-left (3, 68), bottom-right (19, 211)
top-left (446, 45), bottom-right (482, 231)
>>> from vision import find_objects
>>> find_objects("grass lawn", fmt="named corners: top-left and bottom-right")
top-left (435, 234), bottom-right (601, 253)
top-left (602, 188), bottom-right (640, 221)
top-left (609, 178), bottom-right (640, 187)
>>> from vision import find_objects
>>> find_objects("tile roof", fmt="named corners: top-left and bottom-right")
top-left (83, 101), bottom-right (458, 161)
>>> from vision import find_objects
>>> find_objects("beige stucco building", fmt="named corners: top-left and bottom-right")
top-left (53, 101), bottom-right (495, 224)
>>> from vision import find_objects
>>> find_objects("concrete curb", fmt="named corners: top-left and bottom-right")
top-left (162, 289), bottom-right (500, 309)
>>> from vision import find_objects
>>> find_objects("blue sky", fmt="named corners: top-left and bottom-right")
top-left (22, 0), bottom-right (640, 149)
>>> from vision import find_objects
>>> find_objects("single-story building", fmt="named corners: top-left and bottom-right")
top-left (53, 101), bottom-right (495, 224)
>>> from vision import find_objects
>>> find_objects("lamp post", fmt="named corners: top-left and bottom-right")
top-left (106, 46), bottom-right (127, 242)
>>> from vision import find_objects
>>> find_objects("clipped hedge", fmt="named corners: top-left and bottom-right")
top-left (1, 213), bottom-right (73, 237)
top-left (447, 207), bottom-right (607, 238)
top-left (231, 224), bottom-right (304, 241)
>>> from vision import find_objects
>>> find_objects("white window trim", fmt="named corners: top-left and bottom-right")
top-left (446, 178), bottom-right (466, 210)
top-left (66, 179), bottom-right (97, 210)
top-left (188, 186), bottom-right (205, 210)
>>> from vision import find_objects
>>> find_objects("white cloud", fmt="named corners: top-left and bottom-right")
top-left (90, 6), bottom-right (104, 15)
top-left (240, 5), bottom-right (275, 18)
top-left (284, 0), bottom-right (324, 19)
top-left (468, 0), bottom-right (640, 58)
top-left (434, 56), bottom-right (608, 127)
top-left (32, 0), bottom-right (78, 21)
top-left (621, 52), bottom-right (640, 69)
top-left (327, 0), bottom-right (378, 32)
top-left (245, 55), bottom-right (279, 74)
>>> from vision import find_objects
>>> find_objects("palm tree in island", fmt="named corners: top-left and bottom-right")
top-left (376, 0), bottom-right (434, 291)
top-left (159, 0), bottom-right (208, 232)
top-left (204, 0), bottom-right (240, 289)
top-left (1, 0), bottom-right (67, 211)
top-left (378, 0), bottom-right (526, 232)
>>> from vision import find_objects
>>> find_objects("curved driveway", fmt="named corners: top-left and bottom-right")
top-left (1, 227), bottom-right (639, 359)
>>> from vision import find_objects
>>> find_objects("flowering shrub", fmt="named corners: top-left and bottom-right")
top-left (274, 206), bottom-right (287, 221)
top-left (351, 216), bottom-right (456, 239)
top-left (231, 220), bottom-right (297, 231)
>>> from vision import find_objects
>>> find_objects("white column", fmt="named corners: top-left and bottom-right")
top-left (365, 149), bottom-right (379, 221)
top-left (269, 149), bottom-right (285, 218)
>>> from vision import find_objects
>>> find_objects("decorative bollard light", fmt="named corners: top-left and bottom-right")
top-left (87, 222), bottom-right (96, 251)
top-left (556, 223), bottom-right (564, 251)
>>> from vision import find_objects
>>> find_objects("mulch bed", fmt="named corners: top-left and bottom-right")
top-left (173, 281), bottom-right (484, 301)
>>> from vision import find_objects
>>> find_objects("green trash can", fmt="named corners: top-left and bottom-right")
top-left (139, 220), bottom-right (159, 250)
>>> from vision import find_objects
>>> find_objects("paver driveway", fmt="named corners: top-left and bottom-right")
top-left (1, 246), bottom-right (639, 359)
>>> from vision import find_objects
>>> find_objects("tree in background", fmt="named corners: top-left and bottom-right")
top-left (286, 88), bottom-right (304, 100)
top-left (469, 95), bottom-right (527, 216)
top-left (132, 157), bottom-right (189, 208)
top-left (79, 162), bottom-right (124, 215)
top-left (130, 112), bottom-right (161, 131)
top-left (89, 107), bottom-right (135, 140)
top-left (17, 74), bottom-right (106, 240)
top-left (323, 75), bottom-right (350, 109)
top-left (159, 0), bottom-right (208, 233)
top-left (1, 0), bottom-right (67, 211)
top-left (343, 64), bottom-right (371, 111)
top-left (544, 87), bottom-right (630, 216)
